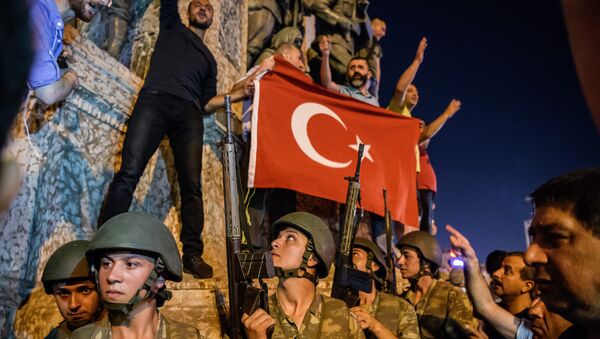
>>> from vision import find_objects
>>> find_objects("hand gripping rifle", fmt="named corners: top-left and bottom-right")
top-left (220, 96), bottom-right (275, 338)
top-left (331, 144), bottom-right (372, 307)
top-left (383, 189), bottom-right (398, 296)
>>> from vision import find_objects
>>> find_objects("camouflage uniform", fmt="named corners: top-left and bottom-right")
top-left (45, 322), bottom-right (71, 339)
top-left (402, 279), bottom-right (478, 339)
top-left (268, 293), bottom-right (365, 339)
top-left (359, 292), bottom-right (420, 339)
top-left (71, 313), bottom-right (202, 339)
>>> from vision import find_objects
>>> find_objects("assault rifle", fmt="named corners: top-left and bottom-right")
top-left (331, 144), bottom-right (372, 307)
top-left (220, 96), bottom-right (275, 338)
top-left (383, 189), bottom-right (397, 295)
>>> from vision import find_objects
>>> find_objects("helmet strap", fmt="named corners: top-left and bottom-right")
top-left (95, 257), bottom-right (172, 316)
top-left (275, 238), bottom-right (319, 285)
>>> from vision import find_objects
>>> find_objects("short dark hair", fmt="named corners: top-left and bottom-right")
top-left (529, 168), bottom-right (600, 238)
top-left (348, 56), bottom-right (369, 66)
top-left (485, 249), bottom-right (506, 275)
top-left (505, 251), bottom-right (535, 281)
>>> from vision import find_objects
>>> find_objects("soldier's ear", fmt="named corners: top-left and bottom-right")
top-left (372, 261), bottom-right (380, 272)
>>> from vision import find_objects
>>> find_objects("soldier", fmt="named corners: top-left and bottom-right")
top-left (241, 212), bottom-right (365, 338)
top-left (351, 237), bottom-right (420, 339)
top-left (72, 212), bottom-right (201, 338)
top-left (41, 240), bottom-right (105, 339)
top-left (396, 231), bottom-right (478, 339)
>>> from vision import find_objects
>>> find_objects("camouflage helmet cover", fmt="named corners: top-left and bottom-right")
top-left (396, 231), bottom-right (442, 266)
top-left (272, 212), bottom-right (334, 278)
top-left (41, 240), bottom-right (92, 294)
top-left (87, 212), bottom-right (183, 282)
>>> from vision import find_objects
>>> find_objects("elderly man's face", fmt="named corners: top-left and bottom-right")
top-left (525, 203), bottom-right (600, 325)
top-left (69, 0), bottom-right (111, 22)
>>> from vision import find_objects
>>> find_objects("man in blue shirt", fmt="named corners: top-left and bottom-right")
top-left (28, 0), bottom-right (110, 105)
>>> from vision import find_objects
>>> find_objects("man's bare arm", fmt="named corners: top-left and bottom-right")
top-left (389, 37), bottom-right (427, 109)
top-left (33, 70), bottom-right (78, 106)
top-left (447, 225), bottom-right (520, 339)
top-left (319, 36), bottom-right (339, 92)
top-left (420, 99), bottom-right (460, 143)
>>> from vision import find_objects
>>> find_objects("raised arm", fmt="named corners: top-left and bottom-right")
top-left (33, 70), bottom-right (78, 106)
top-left (447, 225), bottom-right (521, 339)
top-left (388, 37), bottom-right (427, 110)
top-left (159, 0), bottom-right (181, 30)
top-left (319, 36), bottom-right (339, 92)
top-left (419, 99), bottom-right (460, 143)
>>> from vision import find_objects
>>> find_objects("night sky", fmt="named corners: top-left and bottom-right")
top-left (368, 0), bottom-right (600, 258)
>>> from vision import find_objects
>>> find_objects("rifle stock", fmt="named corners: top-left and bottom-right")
top-left (331, 144), bottom-right (372, 307)
top-left (220, 96), bottom-right (275, 338)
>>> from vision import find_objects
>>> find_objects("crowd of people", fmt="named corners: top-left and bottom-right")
top-left (1, 0), bottom-right (599, 338)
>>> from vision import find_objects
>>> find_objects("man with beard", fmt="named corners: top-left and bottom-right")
top-left (319, 35), bottom-right (378, 106)
top-left (42, 240), bottom-right (105, 339)
top-left (29, 0), bottom-right (111, 105)
top-left (99, 0), bottom-right (217, 279)
top-left (525, 168), bottom-right (600, 338)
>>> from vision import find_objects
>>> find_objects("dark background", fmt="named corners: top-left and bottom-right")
top-left (368, 0), bottom-right (600, 258)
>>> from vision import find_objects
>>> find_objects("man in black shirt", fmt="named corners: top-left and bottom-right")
top-left (100, 0), bottom-right (217, 278)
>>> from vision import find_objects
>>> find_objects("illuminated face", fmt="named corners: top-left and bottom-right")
top-left (52, 280), bottom-right (100, 329)
top-left (188, 0), bottom-right (214, 30)
top-left (347, 59), bottom-right (370, 89)
top-left (491, 255), bottom-right (531, 299)
top-left (372, 20), bottom-right (387, 40)
top-left (271, 227), bottom-right (310, 270)
top-left (525, 204), bottom-right (600, 324)
top-left (397, 247), bottom-right (421, 279)
top-left (98, 252), bottom-right (156, 305)
top-left (69, 0), bottom-right (111, 22)
top-left (284, 48), bottom-right (305, 72)
top-left (405, 84), bottom-right (419, 109)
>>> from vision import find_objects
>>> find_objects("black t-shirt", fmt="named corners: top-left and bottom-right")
top-left (142, 0), bottom-right (217, 111)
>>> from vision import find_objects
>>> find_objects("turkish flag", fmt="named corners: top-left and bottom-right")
top-left (248, 56), bottom-right (421, 226)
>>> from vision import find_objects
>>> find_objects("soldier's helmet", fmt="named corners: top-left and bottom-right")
top-left (353, 237), bottom-right (388, 274)
top-left (272, 212), bottom-right (335, 278)
top-left (42, 240), bottom-right (92, 294)
top-left (86, 212), bottom-right (183, 282)
top-left (396, 231), bottom-right (442, 267)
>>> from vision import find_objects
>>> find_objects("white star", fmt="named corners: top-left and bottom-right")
top-left (348, 135), bottom-right (374, 163)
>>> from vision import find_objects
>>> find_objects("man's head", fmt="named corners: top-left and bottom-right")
top-left (405, 84), bottom-right (419, 110)
top-left (275, 43), bottom-right (305, 72)
top-left (42, 240), bottom-right (101, 330)
top-left (396, 231), bottom-right (442, 281)
top-left (346, 57), bottom-right (371, 89)
top-left (371, 18), bottom-right (387, 41)
top-left (491, 252), bottom-right (534, 301)
top-left (68, 0), bottom-right (111, 22)
top-left (187, 0), bottom-right (214, 30)
top-left (271, 212), bottom-right (334, 284)
top-left (352, 237), bottom-right (387, 289)
top-left (87, 212), bottom-right (183, 314)
top-left (525, 168), bottom-right (600, 325)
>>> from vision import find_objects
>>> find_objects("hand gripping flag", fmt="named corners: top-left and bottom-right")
top-left (248, 56), bottom-right (421, 226)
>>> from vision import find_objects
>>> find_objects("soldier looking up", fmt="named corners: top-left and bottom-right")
top-left (41, 240), bottom-right (105, 339)
top-left (351, 237), bottom-right (419, 339)
top-left (396, 231), bottom-right (478, 339)
top-left (72, 212), bottom-right (201, 338)
top-left (241, 212), bottom-right (365, 339)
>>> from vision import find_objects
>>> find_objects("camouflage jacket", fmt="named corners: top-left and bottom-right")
top-left (71, 312), bottom-right (202, 339)
top-left (360, 292), bottom-right (420, 339)
top-left (402, 279), bottom-right (478, 339)
top-left (45, 321), bottom-right (71, 339)
top-left (268, 292), bottom-right (365, 339)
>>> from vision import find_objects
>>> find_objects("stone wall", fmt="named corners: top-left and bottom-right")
top-left (1, 0), bottom-right (248, 337)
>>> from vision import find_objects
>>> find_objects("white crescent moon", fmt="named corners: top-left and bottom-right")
top-left (291, 103), bottom-right (351, 168)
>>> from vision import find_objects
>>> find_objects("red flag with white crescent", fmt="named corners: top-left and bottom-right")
top-left (248, 56), bottom-right (421, 226)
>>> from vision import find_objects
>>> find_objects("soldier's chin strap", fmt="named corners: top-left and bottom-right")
top-left (363, 252), bottom-right (384, 287)
top-left (95, 257), bottom-right (173, 315)
top-left (274, 239), bottom-right (319, 285)
top-left (408, 258), bottom-right (434, 284)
